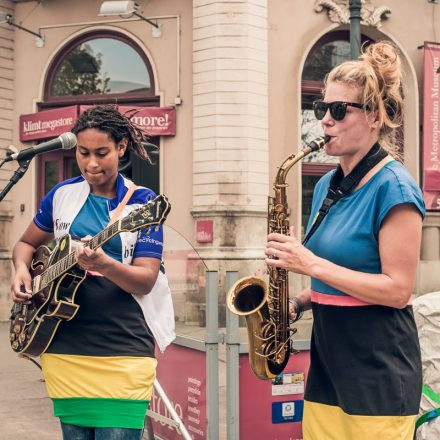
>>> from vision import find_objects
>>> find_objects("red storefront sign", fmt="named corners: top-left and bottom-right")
top-left (19, 106), bottom-right (77, 142)
top-left (423, 42), bottom-right (440, 209)
top-left (19, 105), bottom-right (176, 142)
top-left (79, 105), bottom-right (176, 136)
top-left (121, 106), bottom-right (176, 136)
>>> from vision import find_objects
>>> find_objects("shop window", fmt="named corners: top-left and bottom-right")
top-left (300, 31), bottom-right (373, 234)
top-left (38, 151), bottom-right (82, 202)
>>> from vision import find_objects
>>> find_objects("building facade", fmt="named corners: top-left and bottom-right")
top-left (0, 0), bottom-right (439, 322)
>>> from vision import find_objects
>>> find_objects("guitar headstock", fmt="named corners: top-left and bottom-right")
top-left (120, 194), bottom-right (171, 233)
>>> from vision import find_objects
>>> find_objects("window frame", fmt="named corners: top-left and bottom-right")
top-left (301, 31), bottom-right (374, 173)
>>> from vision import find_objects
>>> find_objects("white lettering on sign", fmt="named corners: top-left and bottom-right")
top-left (23, 117), bottom-right (74, 133)
top-left (186, 376), bottom-right (204, 437)
top-left (131, 113), bottom-right (169, 128)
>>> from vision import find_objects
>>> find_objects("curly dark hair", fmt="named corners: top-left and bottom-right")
top-left (71, 105), bottom-right (154, 164)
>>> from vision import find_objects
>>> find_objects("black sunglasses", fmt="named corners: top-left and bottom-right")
top-left (313, 101), bottom-right (370, 121)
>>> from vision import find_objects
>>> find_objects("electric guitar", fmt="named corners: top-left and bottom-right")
top-left (9, 194), bottom-right (171, 357)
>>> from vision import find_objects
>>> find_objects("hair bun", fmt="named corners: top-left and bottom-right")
top-left (361, 41), bottom-right (402, 94)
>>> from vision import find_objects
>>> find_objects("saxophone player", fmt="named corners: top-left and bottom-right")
top-left (266, 41), bottom-right (424, 440)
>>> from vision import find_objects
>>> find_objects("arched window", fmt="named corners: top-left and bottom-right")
top-left (44, 30), bottom-right (156, 105)
top-left (300, 31), bottom-right (373, 231)
top-left (38, 31), bottom-right (160, 203)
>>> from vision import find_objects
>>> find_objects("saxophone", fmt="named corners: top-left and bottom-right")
top-left (226, 136), bottom-right (329, 380)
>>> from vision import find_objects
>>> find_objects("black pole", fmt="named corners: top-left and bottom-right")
top-left (5, 14), bottom-right (43, 39)
top-left (349, 0), bottom-right (362, 59)
top-left (0, 159), bottom-right (31, 203)
top-left (133, 12), bottom-right (159, 29)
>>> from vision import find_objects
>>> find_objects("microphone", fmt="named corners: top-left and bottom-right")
top-left (5, 132), bottom-right (77, 162)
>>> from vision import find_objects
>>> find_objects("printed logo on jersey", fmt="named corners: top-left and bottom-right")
top-left (124, 243), bottom-right (135, 259)
top-left (54, 218), bottom-right (71, 231)
top-left (137, 237), bottom-right (163, 246)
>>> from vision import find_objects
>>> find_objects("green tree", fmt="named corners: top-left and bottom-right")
top-left (51, 44), bottom-right (110, 96)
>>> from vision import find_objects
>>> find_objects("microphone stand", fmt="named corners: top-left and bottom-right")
top-left (0, 158), bottom-right (31, 202)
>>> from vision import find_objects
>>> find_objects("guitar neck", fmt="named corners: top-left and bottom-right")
top-left (38, 221), bottom-right (122, 291)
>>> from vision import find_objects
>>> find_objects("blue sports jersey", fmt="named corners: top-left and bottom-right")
top-left (34, 174), bottom-right (163, 262)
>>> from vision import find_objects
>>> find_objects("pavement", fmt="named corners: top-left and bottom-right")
top-left (0, 322), bottom-right (61, 439)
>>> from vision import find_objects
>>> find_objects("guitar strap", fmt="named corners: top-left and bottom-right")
top-left (107, 184), bottom-right (166, 274)
top-left (302, 142), bottom-right (388, 246)
top-left (108, 184), bottom-right (138, 225)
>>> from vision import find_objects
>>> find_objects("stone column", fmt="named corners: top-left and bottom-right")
top-left (192, 0), bottom-right (269, 324)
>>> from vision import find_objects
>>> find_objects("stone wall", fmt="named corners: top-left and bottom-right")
top-left (0, 0), bottom-right (14, 320)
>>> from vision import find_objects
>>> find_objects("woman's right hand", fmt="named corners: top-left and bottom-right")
top-left (11, 266), bottom-right (33, 304)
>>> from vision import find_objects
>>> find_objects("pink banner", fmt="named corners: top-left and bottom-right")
top-left (153, 344), bottom-right (207, 439)
top-left (79, 105), bottom-right (176, 136)
top-left (19, 106), bottom-right (77, 142)
top-left (423, 42), bottom-right (440, 209)
top-left (239, 351), bottom-right (310, 440)
top-left (423, 190), bottom-right (440, 210)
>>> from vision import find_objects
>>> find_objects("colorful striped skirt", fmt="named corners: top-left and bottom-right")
top-left (303, 297), bottom-right (422, 440)
top-left (41, 275), bottom-right (157, 429)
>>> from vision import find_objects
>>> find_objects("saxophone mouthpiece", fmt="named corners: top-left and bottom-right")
top-left (308, 135), bottom-right (330, 152)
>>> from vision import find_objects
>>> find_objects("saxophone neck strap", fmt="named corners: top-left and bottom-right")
top-left (302, 142), bottom-right (387, 246)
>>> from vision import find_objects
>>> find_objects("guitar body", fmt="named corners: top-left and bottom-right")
top-left (10, 234), bottom-right (86, 357)
top-left (9, 193), bottom-right (171, 358)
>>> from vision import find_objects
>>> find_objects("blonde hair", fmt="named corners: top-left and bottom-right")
top-left (325, 41), bottom-right (403, 153)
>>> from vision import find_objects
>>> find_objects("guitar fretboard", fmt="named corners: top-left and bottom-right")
top-left (37, 221), bottom-right (121, 291)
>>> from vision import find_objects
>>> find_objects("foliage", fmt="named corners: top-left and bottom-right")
top-left (51, 44), bottom-right (111, 96)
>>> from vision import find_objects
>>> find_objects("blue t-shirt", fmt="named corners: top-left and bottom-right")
top-left (70, 193), bottom-right (123, 262)
top-left (305, 160), bottom-right (425, 297)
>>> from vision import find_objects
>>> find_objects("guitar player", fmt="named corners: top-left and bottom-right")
top-left (11, 105), bottom-right (174, 440)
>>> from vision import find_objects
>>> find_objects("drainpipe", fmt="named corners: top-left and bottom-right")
top-left (349, 0), bottom-right (362, 59)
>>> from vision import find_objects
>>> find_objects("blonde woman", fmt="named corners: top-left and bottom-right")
top-left (266, 42), bottom-right (424, 439)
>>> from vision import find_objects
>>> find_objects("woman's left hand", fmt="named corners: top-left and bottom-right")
top-left (76, 236), bottom-right (112, 273)
top-left (265, 226), bottom-right (319, 276)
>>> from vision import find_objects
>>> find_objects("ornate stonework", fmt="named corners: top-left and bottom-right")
top-left (314, 0), bottom-right (391, 28)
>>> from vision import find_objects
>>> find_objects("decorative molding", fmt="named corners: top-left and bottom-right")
top-left (314, 0), bottom-right (391, 28)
